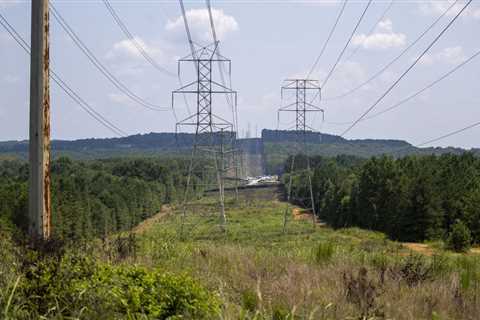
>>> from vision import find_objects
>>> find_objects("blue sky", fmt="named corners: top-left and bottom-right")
top-left (0, 0), bottom-right (479, 148)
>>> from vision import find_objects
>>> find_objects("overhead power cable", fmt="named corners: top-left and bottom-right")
top-left (339, 0), bottom-right (472, 138)
top-left (327, 48), bottom-right (480, 126)
top-left (0, 13), bottom-right (127, 136)
top-left (320, 0), bottom-right (373, 89)
top-left (324, 0), bottom-right (459, 101)
top-left (206, 0), bottom-right (238, 135)
top-left (416, 120), bottom-right (480, 147)
top-left (50, 4), bottom-right (169, 112)
top-left (179, 0), bottom-right (196, 59)
top-left (343, 0), bottom-right (394, 63)
top-left (102, 0), bottom-right (176, 77)
top-left (306, 0), bottom-right (348, 79)
top-left (101, 0), bottom-right (184, 117)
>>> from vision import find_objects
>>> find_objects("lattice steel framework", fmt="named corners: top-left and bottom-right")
top-left (173, 42), bottom-right (239, 234)
top-left (277, 79), bottom-right (324, 232)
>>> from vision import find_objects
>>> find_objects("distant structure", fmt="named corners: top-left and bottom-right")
top-left (277, 79), bottom-right (324, 232)
top-left (173, 42), bottom-right (238, 233)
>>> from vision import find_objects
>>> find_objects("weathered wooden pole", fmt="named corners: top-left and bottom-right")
top-left (29, 0), bottom-right (51, 240)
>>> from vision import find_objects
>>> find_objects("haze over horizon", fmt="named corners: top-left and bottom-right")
top-left (1, 0), bottom-right (479, 148)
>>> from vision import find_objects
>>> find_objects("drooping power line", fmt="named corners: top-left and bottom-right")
top-left (320, 0), bottom-right (373, 89)
top-left (205, 0), bottom-right (239, 134)
top-left (306, 0), bottom-right (348, 79)
top-left (339, 0), bottom-right (473, 138)
top-left (324, 0), bottom-right (460, 101)
top-left (0, 13), bottom-right (127, 136)
top-left (327, 48), bottom-right (480, 126)
top-left (342, 0), bottom-right (394, 63)
top-left (416, 120), bottom-right (480, 147)
top-left (50, 4), bottom-right (170, 112)
top-left (102, 0), bottom-right (176, 77)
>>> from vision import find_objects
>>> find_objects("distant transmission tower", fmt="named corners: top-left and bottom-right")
top-left (278, 79), bottom-right (324, 232)
top-left (173, 41), bottom-right (238, 234)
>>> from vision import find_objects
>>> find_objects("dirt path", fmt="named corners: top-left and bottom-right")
top-left (402, 242), bottom-right (480, 256)
top-left (402, 243), bottom-right (435, 256)
top-left (132, 205), bottom-right (172, 235)
top-left (292, 207), bottom-right (326, 226)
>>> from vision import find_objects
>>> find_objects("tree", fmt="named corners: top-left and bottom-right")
top-left (447, 219), bottom-right (472, 252)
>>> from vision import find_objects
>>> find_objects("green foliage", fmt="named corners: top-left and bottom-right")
top-left (12, 251), bottom-right (219, 319)
top-left (447, 220), bottom-right (472, 252)
top-left (290, 153), bottom-right (480, 244)
top-left (0, 157), bottom-right (192, 240)
top-left (241, 289), bottom-right (258, 312)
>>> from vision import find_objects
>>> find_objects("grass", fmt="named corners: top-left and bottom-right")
top-left (2, 188), bottom-right (480, 319)
top-left (133, 190), bottom-right (480, 319)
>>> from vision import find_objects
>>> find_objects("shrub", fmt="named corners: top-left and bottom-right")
top-left (16, 252), bottom-right (220, 319)
top-left (447, 220), bottom-right (472, 253)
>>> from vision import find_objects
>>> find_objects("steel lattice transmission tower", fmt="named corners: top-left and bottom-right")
top-left (173, 41), bottom-right (238, 234)
top-left (277, 79), bottom-right (324, 232)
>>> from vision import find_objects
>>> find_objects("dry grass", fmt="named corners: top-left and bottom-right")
top-left (134, 190), bottom-right (480, 319)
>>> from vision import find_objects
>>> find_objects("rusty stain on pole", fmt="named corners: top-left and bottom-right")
top-left (29, 0), bottom-right (51, 240)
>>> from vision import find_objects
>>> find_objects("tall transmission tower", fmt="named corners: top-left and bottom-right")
top-left (173, 41), bottom-right (238, 234)
top-left (277, 79), bottom-right (324, 232)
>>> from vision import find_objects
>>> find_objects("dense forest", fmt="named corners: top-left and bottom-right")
top-left (289, 153), bottom-right (480, 244)
top-left (0, 157), bottom-right (198, 239)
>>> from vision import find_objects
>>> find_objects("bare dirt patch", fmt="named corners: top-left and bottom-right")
top-left (132, 205), bottom-right (172, 234)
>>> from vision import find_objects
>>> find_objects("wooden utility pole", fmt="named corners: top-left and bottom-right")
top-left (29, 0), bottom-right (51, 240)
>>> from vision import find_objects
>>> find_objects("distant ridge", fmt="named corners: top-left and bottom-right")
top-left (0, 130), bottom-right (476, 161)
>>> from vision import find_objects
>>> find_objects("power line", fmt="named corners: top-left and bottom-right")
top-left (179, 0), bottom-right (196, 58)
top-left (327, 48), bottom-right (480, 126)
top-left (324, 0), bottom-right (459, 101)
top-left (206, 0), bottom-right (238, 134)
top-left (306, 0), bottom-right (348, 79)
top-left (102, 0), bottom-right (176, 77)
top-left (101, 0), bottom-right (186, 117)
top-left (416, 120), bottom-right (480, 147)
top-left (339, 0), bottom-right (472, 138)
top-left (320, 0), bottom-right (373, 89)
top-left (342, 0), bottom-right (394, 63)
top-left (0, 13), bottom-right (127, 136)
top-left (50, 4), bottom-right (170, 112)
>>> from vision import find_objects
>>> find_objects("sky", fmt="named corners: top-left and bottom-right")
top-left (0, 0), bottom-right (479, 148)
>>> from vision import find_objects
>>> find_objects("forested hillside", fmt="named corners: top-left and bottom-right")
top-left (289, 153), bottom-right (480, 245)
top-left (0, 157), bottom-right (196, 239)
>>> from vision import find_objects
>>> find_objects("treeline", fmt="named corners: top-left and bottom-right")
top-left (0, 157), bottom-right (198, 239)
top-left (289, 153), bottom-right (480, 243)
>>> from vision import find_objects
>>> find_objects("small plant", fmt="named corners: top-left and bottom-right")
top-left (447, 220), bottom-right (472, 253)
top-left (390, 254), bottom-right (434, 287)
top-left (343, 267), bottom-right (383, 318)
top-left (313, 242), bottom-right (335, 264)
top-left (241, 289), bottom-right (258, 313)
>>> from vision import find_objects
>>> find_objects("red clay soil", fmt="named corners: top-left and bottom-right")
top-left (132, 205), bottom-right (172, 234)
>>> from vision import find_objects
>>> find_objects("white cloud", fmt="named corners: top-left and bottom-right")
top-left (107, 93), bottom-right (133, 107)
top-left (419, 46), bottom-right (467, 66)
top-left (165, 8), bottom-right (238, 43)
top-left (106, 37), bottom-right (165, 62)
top-left (105, 36), bottom-right (175, 77)
top-left (419, 0), bottom-right (480, 19)
top-left (352, 19), bottom-right (406, 50)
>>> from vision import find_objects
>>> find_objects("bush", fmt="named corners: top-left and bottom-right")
top-left (15, 252), bottom-right (220, 319)
top-left (447, 220), bottom-right (472, 253)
